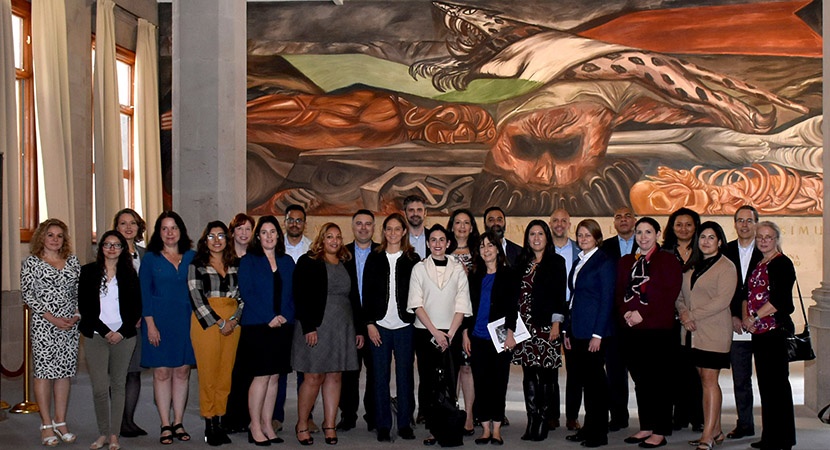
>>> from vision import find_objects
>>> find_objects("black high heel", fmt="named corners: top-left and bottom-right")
top-left (248, 430), bottom-right (272, 446)
top-left (323, 427), bottom-right (338, 445)
top-left (295, 427), bottom-right (313, 446)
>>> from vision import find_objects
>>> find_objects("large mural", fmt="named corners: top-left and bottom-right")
top-left (158, 0), bottom-right (823, 216)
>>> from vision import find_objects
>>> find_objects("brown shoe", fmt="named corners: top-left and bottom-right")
top-left (566, 420), bottom-right (581, 431)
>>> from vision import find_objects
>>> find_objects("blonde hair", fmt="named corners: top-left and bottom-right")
top-left (30, 218), bottom-right (72, 259)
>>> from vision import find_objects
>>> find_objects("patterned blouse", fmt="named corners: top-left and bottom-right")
top-left (187, 263), bottom-right (243, 329)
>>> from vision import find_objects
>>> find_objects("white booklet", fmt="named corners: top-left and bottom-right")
top-left (487, 316), bottom-right (531, 352)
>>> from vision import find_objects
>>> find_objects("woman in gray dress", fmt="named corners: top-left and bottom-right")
top-left (292, 223), bottom-right (364, 445)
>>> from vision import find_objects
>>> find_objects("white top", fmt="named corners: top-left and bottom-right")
top-left (407, 256), bottom-right (472, 330)
top-left (99, 277), bottom-right (123, 332)
top-left (738, 240), bottom-right (756, 281)
top-left (285, 235), bottom-right (312, 263)
top-left (378, 251), bottom-right (408, 330)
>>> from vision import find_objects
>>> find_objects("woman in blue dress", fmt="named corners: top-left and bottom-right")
top-left (140, 211), bottom-right (196, 444)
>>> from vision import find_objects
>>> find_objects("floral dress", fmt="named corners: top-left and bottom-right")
top-left (511, 262), bottom-right (562, 369)
top-left (20, 255), bottom-right (81, 379)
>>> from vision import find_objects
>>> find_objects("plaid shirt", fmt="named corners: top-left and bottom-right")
top-left (187, 263), bottom-right (243, 329)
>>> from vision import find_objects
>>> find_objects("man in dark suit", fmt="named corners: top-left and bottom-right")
top-left (338, 210), bottom-right (380, 431)
top-left (723, 205), bottom-right (762, 440)
top-left (550, 208), bottom-right (582, 431)
top-left (484, 206), bottom-right (522, 267)
top-left (599, 206), bottom-right (637, 431)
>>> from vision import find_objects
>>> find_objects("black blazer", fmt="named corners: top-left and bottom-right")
top-left (505, 239), bottom-right (522, 268)
top-left (519, 252), bottom-right (567, 329)
top-left (293, 254), bottom-right (364, 335)
top-left (464, 265), bottom-right (520, 334)
top-left (599, 235), bottom-right (638, 262)
top-left (724, 239), bottom-right (764, 318)
top-left (566, 250), bottom-right (616, 339)
top-left (78, 262), bottom-right (142, 339)
top-left (362, 249), bottom-right (420, 325)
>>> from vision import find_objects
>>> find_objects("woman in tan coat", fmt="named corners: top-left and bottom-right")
top-left (676, 222), bottom-right (737, 450)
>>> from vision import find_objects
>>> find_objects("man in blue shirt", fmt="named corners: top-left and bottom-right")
top-left (338, 210), bottom-right (380, 431)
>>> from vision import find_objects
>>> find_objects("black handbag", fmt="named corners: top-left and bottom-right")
top-left (787, 280), bottom-right (816, 362)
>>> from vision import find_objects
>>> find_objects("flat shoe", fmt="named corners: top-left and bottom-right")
top-left (726, 427), bottom-right (754, 439)
top-left (423, 437), bottom-right (437, 446)
top-left (89, 437), bottom-right (108, 449)
top-left (639, 437), bottom-right (668, 448)
top-left (475, 437), bottom-right (491, 445)
top-left (464, 428), bottom-right (476, 436)
top-left (490, 437), bottom-right (503, 445)
top-left (566, 433), bottom-right (586, 442)
top-left (624, 435), bottom-right (650, 444)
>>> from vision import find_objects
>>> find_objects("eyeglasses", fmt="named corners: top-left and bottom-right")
top-left (285, 218), bottom-right (305, 225)
top-left (756, 235), bottom-right (777, 242)
top-left (207, 234), bottom-right (226, 241)
top-left (101, 243), bottom-right (123, 249)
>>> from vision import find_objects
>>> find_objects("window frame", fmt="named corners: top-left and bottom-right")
top-left (12, 0), bottom-right (37, 242)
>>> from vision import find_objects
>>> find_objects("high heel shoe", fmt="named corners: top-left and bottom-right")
top-left (295, 427), bottom-right (313, 446)
top-left (52, 421), bottom-right (77, 443)
top-left (696, 440), bottom-right (714, 450)
top-left (322, 427), bottom-right (338, 445)
top-left (41, 424), bottom-right (59, 447)
top-left (248, 430), bottom-right (272, 446)
top-left (714, 432), bottom-right (725, 445)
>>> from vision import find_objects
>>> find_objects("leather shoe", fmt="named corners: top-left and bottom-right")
top-left (582, 439), bottom-right (608, 448)
top-left (474, 437), bottom-right (491, 445)
top-left (490, 437), bottom-right (503, 445)
top-left (423, 437), bottom-right (437, 446)
top-left (639, 437), bottom-right (667, 448)
top-left (567, 419), bottom-right (581, 431)
top-left (464, 428), bottom-right (476, 436)
top-left (376, 429), bottom-right (391, 442)
top-left (397, 428), bottom-right (415, 440)
top-left (335, 419), bottom-right (355, 431)
top-left (566, 433), bottom-right (586, 442)
top-left (609, 420), bottom-right (629, 432)
top-left (727, 427), bottom-right (755, 439)
top-left (750, 441), bottom-right (764, 449)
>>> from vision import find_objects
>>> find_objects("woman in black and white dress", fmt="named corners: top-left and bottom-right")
top-left (21, 219), bottom-right (81, 447)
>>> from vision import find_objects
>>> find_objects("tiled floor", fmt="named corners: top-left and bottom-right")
top-left (1, 363), bottom-right (827, 449)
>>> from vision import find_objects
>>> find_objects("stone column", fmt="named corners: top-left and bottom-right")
top-left (804, 1), bottom-right (830, 412)
top-left (171, 0), bottom-right (246, 230)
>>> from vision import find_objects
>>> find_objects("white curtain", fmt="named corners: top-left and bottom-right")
top-left (0, 0), bottom-right (21, 290)
top-left (135, 18), bottom-right (162, 225)
top-left (31, 0), bottom-right (75, 239)
top-left (93, 0), bottom-right (123, 236)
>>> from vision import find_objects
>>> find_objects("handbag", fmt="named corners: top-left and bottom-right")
top-left (786, 280), bottom-right (816, 362)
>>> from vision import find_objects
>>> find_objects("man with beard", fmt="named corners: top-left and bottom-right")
top-left (483, 206), bottom-right (522, 267)
top-left (284, 204), bottom-right (312, 263)
top-left (404, 195), bottom-right (428, 259)
top-left (599, 206), bottom-right (638, 432)
top-left (276, 204), bottom-right (317, 433)
top-left (338, 210), bottom-right (379, 432)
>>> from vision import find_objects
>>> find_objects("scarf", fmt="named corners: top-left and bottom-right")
top-left (691, 253), bottom-right (721, 290)
top-left (624, 250), bottom-right (651, 305)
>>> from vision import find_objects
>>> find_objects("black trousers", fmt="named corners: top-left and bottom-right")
top-left (568, 338), bottom-right (609, 441)
top-left (563, 344), bottom-right (584, 422)
top-left (339, 343), bottom-right (375, 425)
top-left (470, 336), bottom-right (510, 422)
top-left (753, 329), bottom-right (796, 449)
top-left (623, 328), bottom-right (675, 436)
top-left (603, 335), bottom-right (630, 424)
top-left (673, 329), bottom-right (703, 427)
top-left (414, 328), bottom-right (462, 429)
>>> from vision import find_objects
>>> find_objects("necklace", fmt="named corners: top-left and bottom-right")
top-left (456, 245), bottom-right (468, 249)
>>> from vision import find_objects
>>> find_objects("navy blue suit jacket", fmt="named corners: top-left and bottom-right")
top-left (566, 249), bottom-right (616, 339)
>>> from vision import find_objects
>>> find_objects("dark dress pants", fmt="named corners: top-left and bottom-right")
top-left (371, 324), bottom-right (415, 431)
top-left (564, 344), bottom-right (584, 422)
top-left (569, 338), bottom-right (609, 442)
top-left (604, 335), bottom-right (630, 425)
top-left (753, 329), bottom-right (796, 449)
top-left (470, 336), bottom-right (510, 422)
top-left (730, 339), bottom-right (755, 430)
top-left (340, 341), bottom-right (376, 426)
top-left (624, 328), bottom-right (674, 436)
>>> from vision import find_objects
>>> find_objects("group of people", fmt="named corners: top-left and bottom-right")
top-left (19, 197), bottom-right (797, 450)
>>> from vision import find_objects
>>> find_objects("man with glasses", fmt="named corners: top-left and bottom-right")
top-left (284, 204), bottom-right (312, 263)
top-left (723, 205), bottom-right (762, 440)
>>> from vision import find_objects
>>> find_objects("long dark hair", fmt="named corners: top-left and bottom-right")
top-left (96, 230), bottom-right (137, 292)
top-left (517, 219), bottom-right (555, 268)
top-left (248, 215), bottom-right (286, 257)
top-left (446, 208), bottom-right (481, 259)
top-left (192, 221), bottom-right (237, 269)
top-left (663, 207), bottom-right (701, 271)
top-left (147, 211), bottom-right (192, 254)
